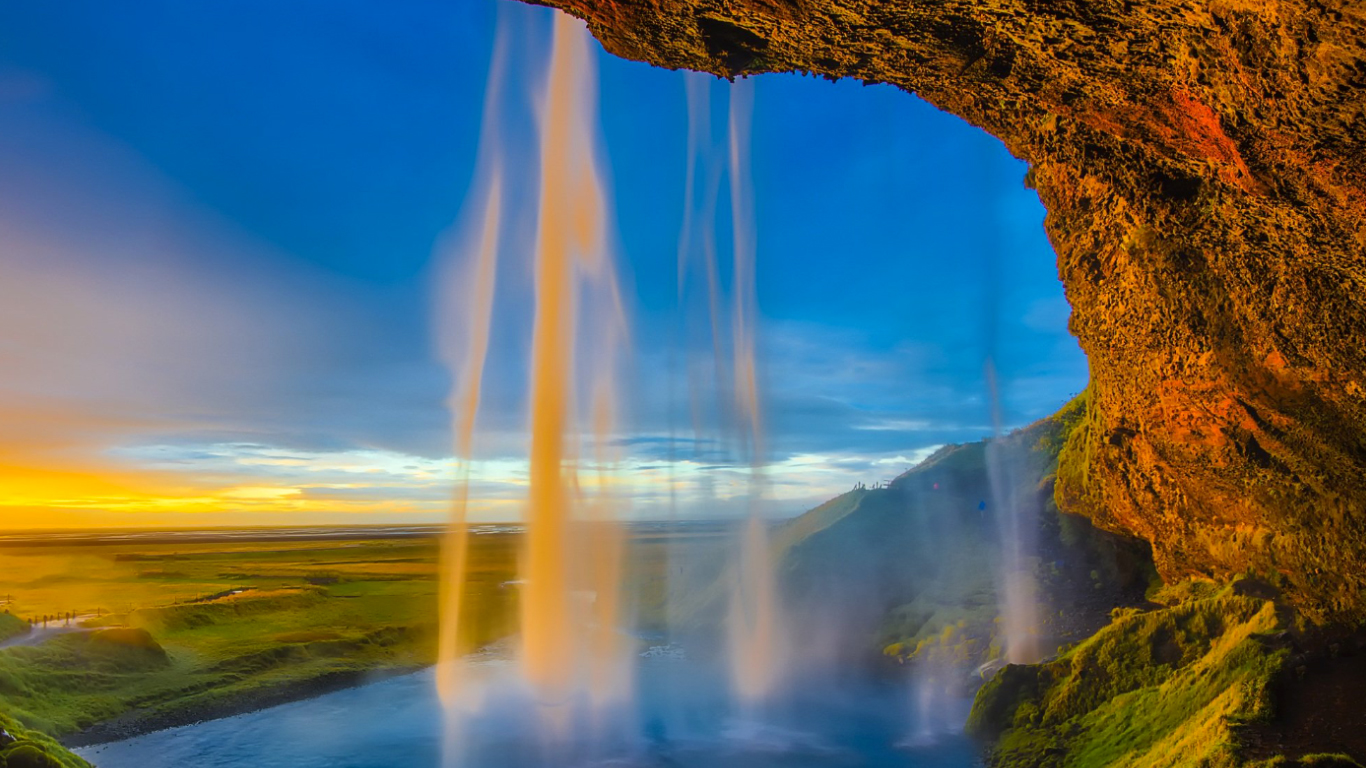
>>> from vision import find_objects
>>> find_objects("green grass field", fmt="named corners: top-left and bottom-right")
top-left (0, 614), bottom-right (28, 644)
top-left (0, 536), bottom-right (452, 739)
top-left (0, 527), bottom-right (711, 745)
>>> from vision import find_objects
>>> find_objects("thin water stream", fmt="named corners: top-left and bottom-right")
top-left (435, 14), bottom-right (800, 755)
top-left (74, 11), bottom-right (1044, 768)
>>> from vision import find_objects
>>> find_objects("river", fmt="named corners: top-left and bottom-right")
top-left (77, 656), bottom-right (983, 768)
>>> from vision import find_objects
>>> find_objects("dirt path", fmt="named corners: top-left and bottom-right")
top-left (0, 615), bottom-right (97, 649)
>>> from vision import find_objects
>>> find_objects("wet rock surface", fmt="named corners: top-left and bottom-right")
top-left (527, 0), bottom-right (1366, 624)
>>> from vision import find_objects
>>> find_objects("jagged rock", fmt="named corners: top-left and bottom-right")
top-left (526, 0), bottom-right (1366, 624)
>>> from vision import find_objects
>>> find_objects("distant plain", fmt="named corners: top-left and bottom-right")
top-left (0, 524), bottom-right (727, 744)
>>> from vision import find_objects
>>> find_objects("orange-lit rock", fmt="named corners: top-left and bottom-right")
top-left (528, 0), bottom-right (1366, 623)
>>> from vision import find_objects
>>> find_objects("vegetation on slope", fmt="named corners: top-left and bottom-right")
top-left (0, 616), bottom-right (28, 646)
top-left (0, 527), bottom-right (701, 744)
top-left (968, 580), bottom-right (1364, 768)
top-left (0, 711), bottom-right (88, 768)
top-left (751, 398), bottom-right (1157, 672)
top-left (0, 630), bottom-right (173, 736)
top-left (0, 537), bottom-right (491, 743)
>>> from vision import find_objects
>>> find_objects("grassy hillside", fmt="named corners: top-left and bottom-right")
top-left (0, 535), bottom-right (511, 743)
top-left (0, 615), bottom-right (28, 645)
top-left (967, 580), bottom-right (1363, 768)
top-left (0, 710), bottom-right (88, 768)
top-left (770, 488), bottom-right (872, 552)
top-left (960, 401), bottom-right (1366, 766)
top-left (688, 400), bottom-right (1161, 671)
top-left (780, 444), bottom-right (1001, 659)
top-left (0, 526), bottom-right (706, 745)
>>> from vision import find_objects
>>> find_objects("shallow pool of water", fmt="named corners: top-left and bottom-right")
top-left (78, 657), bottom-right (982, 768)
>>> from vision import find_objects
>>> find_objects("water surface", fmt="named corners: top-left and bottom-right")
top-left (79, 658), bottom-right (983, 768)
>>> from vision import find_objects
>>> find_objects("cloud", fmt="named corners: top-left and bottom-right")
top-left (0, 49), bottom-right (1089, 529)
top-left (0, 88), bottom-right (460, 453)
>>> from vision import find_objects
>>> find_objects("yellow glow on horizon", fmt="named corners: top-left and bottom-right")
top-left (220, 486), bottom-right (302, 500)
top-left (0, 462), bottom-right (446, 530)
top-left (0, 412), bottom-right (915, 531)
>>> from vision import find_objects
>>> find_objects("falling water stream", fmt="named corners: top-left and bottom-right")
top-left (73, 9), bottom-right (1041, 768)
top-left (721, 79), bottom-right (784, 710)
top-left (433, 9), bottom-right (990, 764)
top-left (435, 6), bottom-right (795, 754)
top-left (518, 8), bottom-right (595, 709)
top-left (433, 9), bottom-right (509, 732)
top-left (673, 70), bottom-right (786, 711)
top-left (435, 11), bottom-right (634, 759)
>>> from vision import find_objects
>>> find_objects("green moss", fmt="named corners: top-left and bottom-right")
top-left (1, 744), bottom-right (62, 768)
top-left (1251, 755), bottom-right (1365, 768)
top-left (0, 615), bottom-right (28, 645)
top-left (0, 713), bottom-right (88, 768)
top-left (968, 585), bottom-right (1290, 767)
top-left (1038, 389), bottom-right (1091, 464)
top-left (1297, 756), bottom-right (1366, 768)
top-left (881, 585), bottom-right (1000, 667)
top-left (966, 663), bottom-right (1046, 740)
top-left (1054, 387), bottom-right (1099, 504)
top-left (85, 628), bottom-right (165, 659)
top-left (0, 547), bottom-right (457, 739)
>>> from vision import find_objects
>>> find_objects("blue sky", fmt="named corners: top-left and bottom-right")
top-left (0, 1), bottom-right (1086, 527)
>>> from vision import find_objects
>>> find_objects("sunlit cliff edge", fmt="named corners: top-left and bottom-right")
top-left (522, 0), bottom-right (1366, 763)
top-left (527, 0), bottom-right (1366, 626)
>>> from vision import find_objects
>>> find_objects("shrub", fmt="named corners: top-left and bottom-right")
top-left (2, 744), bottom-right (62, 768)
top-left (88, 628), bottom-right (166, 659)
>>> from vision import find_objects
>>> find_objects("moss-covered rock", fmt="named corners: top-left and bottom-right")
top-left (1292, 756), bottom-right (1366, 768)
top-left (967, 586), bottom-right (1291, 767)
top-left (0, 715), bottom-right (87, 768)
top-left (965, 662), bottom-right (1047, 741)
top-left (2, 744), bottom-right (63, 768)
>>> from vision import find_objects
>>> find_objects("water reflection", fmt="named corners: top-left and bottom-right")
top-left (79, 659), bottom-right (982, 768)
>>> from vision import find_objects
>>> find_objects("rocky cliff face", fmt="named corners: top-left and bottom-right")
top-left (529, 0), bottom-right (1366, 624)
